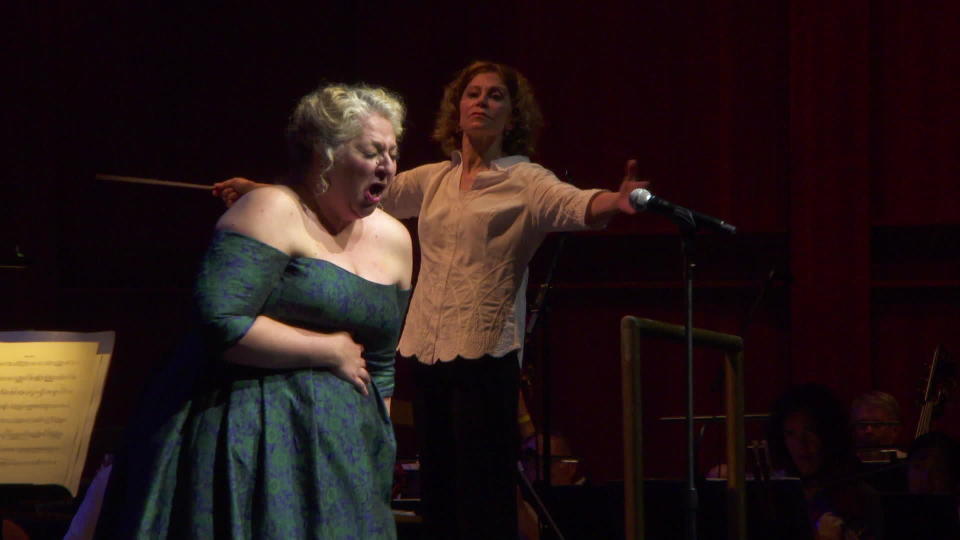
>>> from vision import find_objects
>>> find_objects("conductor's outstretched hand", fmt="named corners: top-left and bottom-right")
top-left (616, 159), bottom-right (650, 215)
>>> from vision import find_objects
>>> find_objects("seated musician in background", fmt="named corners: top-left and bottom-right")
top-left (907, 431), bottom-right (959, 496)
top-left (850, 390), bottom-right (908, 493)
top-left (905, 432), bottom-right (960, 537)
top-left (850, 391), bottom-right (906, 461)
top-left (768, 383), bottom-right (882, 540)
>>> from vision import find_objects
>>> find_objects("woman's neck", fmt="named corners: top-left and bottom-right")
top-left (460, 133), bottom-right (504, 172)
top-left (294, 184), bottom-right (353, 236)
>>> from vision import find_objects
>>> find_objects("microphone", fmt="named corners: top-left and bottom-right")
top-left (629, 188), bottom-right (736, 234)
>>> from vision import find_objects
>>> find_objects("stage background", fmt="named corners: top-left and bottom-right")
top-left (5, 0), bottom-right (958, 485)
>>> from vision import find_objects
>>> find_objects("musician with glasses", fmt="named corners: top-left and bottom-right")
top-left (850, 391), bottom-right (905, 459)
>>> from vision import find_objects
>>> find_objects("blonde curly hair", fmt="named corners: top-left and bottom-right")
top-left (286, 83), bottom-right (405, 186)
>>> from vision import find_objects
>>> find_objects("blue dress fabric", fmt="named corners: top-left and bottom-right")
top-left (96, 231), bottom-right (409, 539)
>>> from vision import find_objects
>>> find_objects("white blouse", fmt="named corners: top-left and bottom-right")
top-left (383, 152), bottom-right (603, 364)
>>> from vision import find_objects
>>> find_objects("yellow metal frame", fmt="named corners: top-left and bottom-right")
top-left (620, 317), bottom-right (746, 540)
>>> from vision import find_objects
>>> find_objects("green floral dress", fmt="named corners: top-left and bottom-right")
top-left (97, 231), bottom-right (409, 539)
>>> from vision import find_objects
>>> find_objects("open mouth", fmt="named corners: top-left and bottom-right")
top-left (365, 182), bottom-right (386, 203)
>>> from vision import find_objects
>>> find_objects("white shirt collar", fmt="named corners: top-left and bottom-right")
top-left (450, 150), bottom-right (530, 171)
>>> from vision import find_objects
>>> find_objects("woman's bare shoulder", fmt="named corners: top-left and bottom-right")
top-left (215, 185), bottom-right (303, 252)
top-left (368, 208), bottom-right (412, 246)
top-left (366, 209), bottom-right (413, 288)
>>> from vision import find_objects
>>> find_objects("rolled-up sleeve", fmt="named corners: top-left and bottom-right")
top-left (525, 165), bottom-right (605, 232)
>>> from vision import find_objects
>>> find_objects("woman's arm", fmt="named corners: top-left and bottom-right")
top-left (361, 210), bottom-right (414, 413)
top-left (585, 159), bottom-right (648, 226)
top-left (380, 161), bottom-right (450, 219)
top-left (213, 162), bottom-right (443, 219)
top-left (225, 316), bottom-right (371, 395)
top-left (202, 187), bottom-right (371, 394)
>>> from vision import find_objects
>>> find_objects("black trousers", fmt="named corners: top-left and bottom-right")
top-left (411, 352), bottom-right (520, 540)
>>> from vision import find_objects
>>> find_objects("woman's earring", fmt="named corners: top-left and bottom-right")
top-left (314, 175), bottom-right (329, 197)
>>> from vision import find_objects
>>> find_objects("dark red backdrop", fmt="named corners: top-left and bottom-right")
top-left (5, 1), bottom-right (958, 484)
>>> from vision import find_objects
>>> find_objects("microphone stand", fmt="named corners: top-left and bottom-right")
top-left (635, 190), bottom-right (736, 540)
top-left (673, 208), bottom-right (700, 540)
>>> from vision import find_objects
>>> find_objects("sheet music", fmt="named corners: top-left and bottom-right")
top-left (0, 331), bottom-right (113, 497)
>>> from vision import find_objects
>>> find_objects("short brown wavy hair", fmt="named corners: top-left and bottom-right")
top-left (432, 61), bottom-right (543, 157)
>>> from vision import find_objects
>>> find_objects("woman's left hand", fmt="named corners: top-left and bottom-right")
top-left (615, 159), bottom-right (650, 215)
top-left (585, 159), bottom-right (651, 225)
